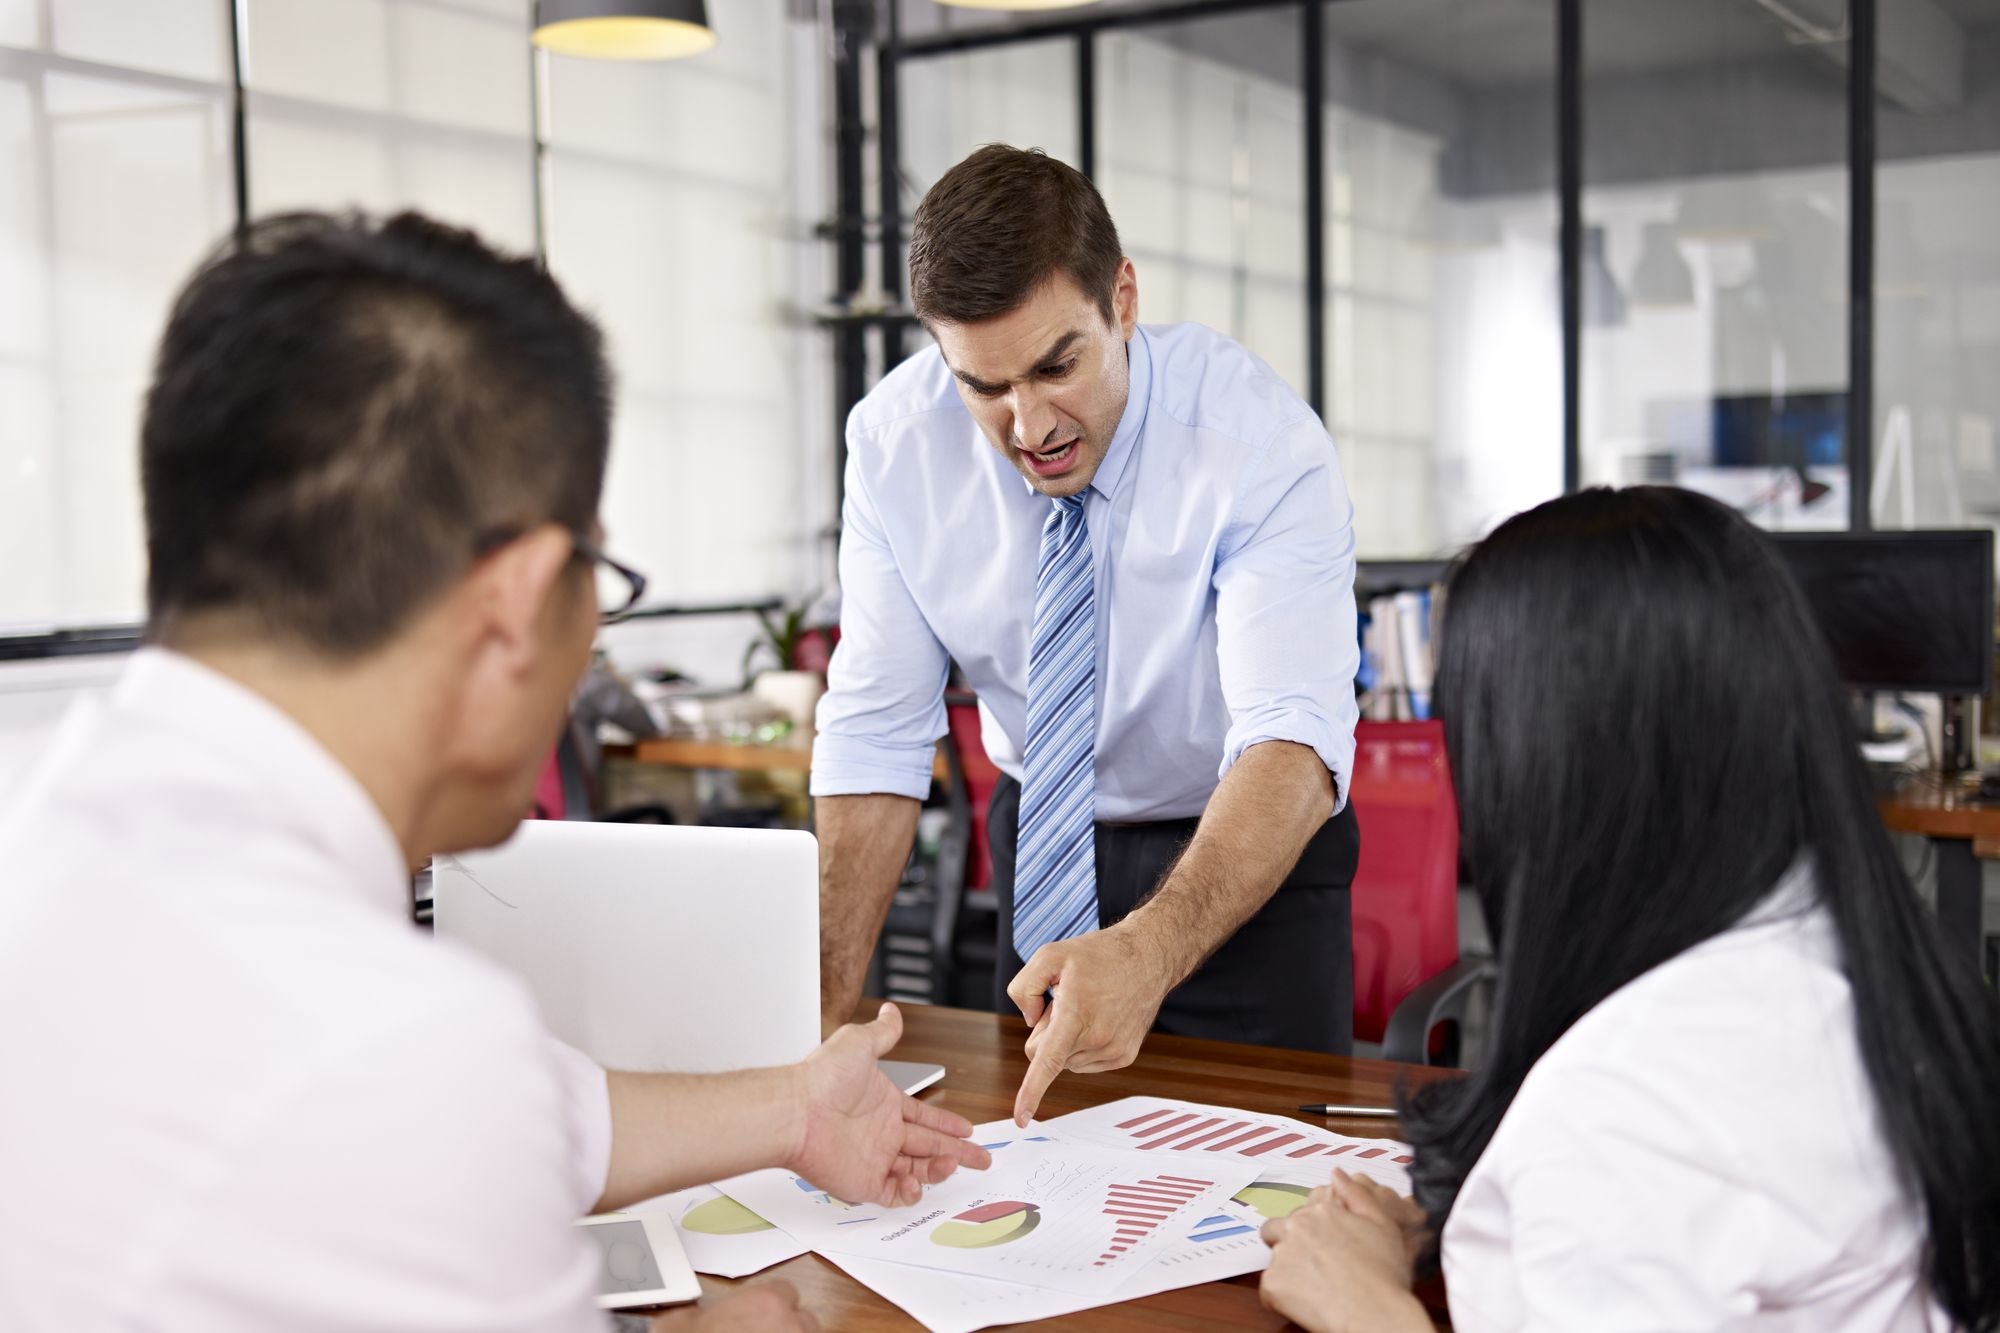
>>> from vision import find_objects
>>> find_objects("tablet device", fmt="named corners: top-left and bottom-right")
top-left (879, 1059), bottom-right (945, 1094)
top-left (577, 1212), bottom-right (702, 1311)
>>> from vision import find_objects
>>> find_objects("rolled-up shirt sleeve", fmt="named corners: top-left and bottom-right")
top-left (546, 1037), bottom-right (612, 1213)
top-left (810, 432), bottom-right (951, 801)
top-left (1211, 415), bottom-right (1360, 813)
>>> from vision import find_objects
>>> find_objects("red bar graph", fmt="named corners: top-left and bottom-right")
top-left (1163, 1120), bottom-right (1251, 1151)
top-left (1116, 1108), bottom-right (1173, 1130)
top-left (1104, 1104), bottom-right (1413, 1177)
top-left (1241, 1133), bottom-right (1303, 1157)
top-left (1139, 1116), bottom-right (1223, 1150)
top-left (1095, 1173), bottom-right (1214, 1266)
top-left (1130, 1113), bottom-right (1198, 1141)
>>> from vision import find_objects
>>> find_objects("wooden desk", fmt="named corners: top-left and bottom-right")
top-left (1880, 781), bottom-right (1999, 980)
top-left (608, 736), bottom-right (950, 781)
top-left (675, 1004), bottom-right (1458, 1331)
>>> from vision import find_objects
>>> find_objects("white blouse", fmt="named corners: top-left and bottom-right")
top-left (1441, 864), bottom-right (1949, 1332)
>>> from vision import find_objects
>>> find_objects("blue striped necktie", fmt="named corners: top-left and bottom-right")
top-left (1014, 493), bottom-right (1100, 962)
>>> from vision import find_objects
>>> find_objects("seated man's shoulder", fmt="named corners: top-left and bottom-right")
top-left (0, 831), bottom-right (587, 1329)
top-left (144, 995), bottom-right (596, 1331)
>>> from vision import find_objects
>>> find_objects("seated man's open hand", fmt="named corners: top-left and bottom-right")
top-left (787, 1003), bottom-right (991, 1207)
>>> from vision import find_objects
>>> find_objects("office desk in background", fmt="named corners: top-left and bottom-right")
top-left (607, 736), bottom-right (950, 781)
top-left (1880, 781), bottom-right (2000, 981)
top-left (640, 1004), bottom-right (1458, 1332)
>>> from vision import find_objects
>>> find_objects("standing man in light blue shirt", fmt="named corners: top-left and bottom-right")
top-left (812, 146), bottom-right (1361, 1122)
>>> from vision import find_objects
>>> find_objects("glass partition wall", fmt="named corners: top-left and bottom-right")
top-left (880, 0), bottom-right (1955, 555)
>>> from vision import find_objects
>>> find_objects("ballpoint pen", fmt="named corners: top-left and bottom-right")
top-left (1297, 1103), bottom-right (1398, 1117)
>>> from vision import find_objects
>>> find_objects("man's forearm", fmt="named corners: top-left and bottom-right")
top-left (816, 792), bottom-right (921, 1026)
top-left (1120, 740), bottom-right (1334, 988)
top-left (594, 1066), bottom-right (800, 1212)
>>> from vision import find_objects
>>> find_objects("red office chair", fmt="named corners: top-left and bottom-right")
top-left (945, 691), bottom-right (1001, 891)
top-left (1348, 720), bottom-right (1489, 1065)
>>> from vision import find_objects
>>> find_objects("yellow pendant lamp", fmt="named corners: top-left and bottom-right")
top-left (533, 0), bottom-right (716, 60)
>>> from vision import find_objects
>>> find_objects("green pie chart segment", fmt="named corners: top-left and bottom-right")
top-left (1232, 1181), bottom-right (1313, 1220)
top-left (930, 1201), bottom-right (1042, 1248)
top-left (682, 1196), bottom-right (776, 1236)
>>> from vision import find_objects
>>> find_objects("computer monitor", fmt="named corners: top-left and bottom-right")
top-left (1768, 530), bottom-right (1995, 696)
top-left (1712, 391), bottom-right (1846, 470)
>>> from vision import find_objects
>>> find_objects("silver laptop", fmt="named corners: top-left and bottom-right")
top-left (431, 821), bottom-right (943, 1093)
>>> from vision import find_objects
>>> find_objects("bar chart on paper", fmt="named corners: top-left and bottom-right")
top-left (1034, 1097), bottom-right (1420, 1203)
top-left (1097, 1174), bottom-right (1217, 1266)
top-left (1105, 1104), bottom-right (1412, 1165)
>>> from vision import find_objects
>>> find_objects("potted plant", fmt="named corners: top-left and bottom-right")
top-left (743, 604), bottom-right (825, 730)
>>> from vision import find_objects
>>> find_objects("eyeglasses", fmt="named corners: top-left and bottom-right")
top-left (474, 525), bottom-right (650, 626)
top-left (574, 531), bottom-right (649, 625)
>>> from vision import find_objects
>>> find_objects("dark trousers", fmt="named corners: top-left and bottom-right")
top-left (989, 775), bottom-right (1357, 1056)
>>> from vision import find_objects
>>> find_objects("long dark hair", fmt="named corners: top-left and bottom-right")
top-left (1401, 486), bottom-right (2000, 1329)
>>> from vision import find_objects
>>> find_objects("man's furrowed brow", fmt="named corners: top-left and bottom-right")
top-left (952, 366), bottom-right (1005, 393)
top-left (949, 331), bottom-right (1086, 393)
top-left (1033, 331), bottom-right (1084, 368)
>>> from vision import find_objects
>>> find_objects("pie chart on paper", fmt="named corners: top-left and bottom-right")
top-left (929, 1200), bottom-right (1042, 1248)
top-left (1232, 1180), bottom-right (1313, 1220)
top-left (681, 1195), bottom-right (776, 1236)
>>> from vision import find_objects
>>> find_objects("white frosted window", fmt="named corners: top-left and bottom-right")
top-left (52, 0), bottom-right (228, 83)
top-left (900, 40), bottom-right (1079, 192)
top-left (1098, 21), bottom-right (1309, 399)
top-left (542, 0), bottom-right (808, 609)
top-left (244, 0), bottom-right (534, 247)
top-left (0, 12), bottom-right (231, 631)
top-left (4, 1), bottom-right (814, 638)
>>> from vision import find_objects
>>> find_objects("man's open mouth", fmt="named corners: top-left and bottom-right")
top-left (1024, 438), bottom-right (1079, 476)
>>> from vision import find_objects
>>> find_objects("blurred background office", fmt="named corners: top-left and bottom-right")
top-left (3, 0), bottom-right (1996, 1037)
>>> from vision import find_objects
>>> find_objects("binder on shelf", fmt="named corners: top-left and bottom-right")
top-left (1360, 586), bottom-right (1442, 722)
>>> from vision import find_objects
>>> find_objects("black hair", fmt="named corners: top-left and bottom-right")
top-left (141, 210), bottom-right (612, 655)
top-left (1402, 486), bottom-right (2000, 1329)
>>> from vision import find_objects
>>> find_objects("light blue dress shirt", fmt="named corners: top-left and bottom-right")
top-left (810, 322), bottom-right (1359, 823)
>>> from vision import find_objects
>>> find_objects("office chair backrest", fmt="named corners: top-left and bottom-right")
top-left (1348, 720), bottom-right (1461, 1045)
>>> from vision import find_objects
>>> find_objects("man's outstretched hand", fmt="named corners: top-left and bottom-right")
top-left (786, 1003), bottom-right (991, 1206)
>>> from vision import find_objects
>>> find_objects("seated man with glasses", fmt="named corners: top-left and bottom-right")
top-left (0, 211), bottom-right (987, 1333)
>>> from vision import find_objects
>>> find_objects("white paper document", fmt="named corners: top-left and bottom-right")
top-left (625, 1184), bottom-right (808, 1279)
top-left (823, 1197), bottom-right (1272, 1333)
top-left (698, 1102), bottom-right (1417, 1332)
top-left (720, 1134), bottom-right (1259, 1296)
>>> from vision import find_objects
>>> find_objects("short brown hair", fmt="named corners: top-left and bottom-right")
top-left (908, 145), bottom-right (1123, 325)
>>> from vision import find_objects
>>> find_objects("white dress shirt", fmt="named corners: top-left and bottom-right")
top-left (1442, 864), bottom-right (1948, 1332)
top-left (811, 322), bottom-right (1360, 821)
top-left (0, 649), bottom-right (614, 1332)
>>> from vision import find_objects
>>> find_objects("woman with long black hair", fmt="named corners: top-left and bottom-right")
top-left (1260, 487), bottom-right (2000, 1332)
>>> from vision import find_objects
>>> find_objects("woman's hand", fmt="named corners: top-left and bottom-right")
top-left (1259, 1170), bottom-right (1432, 1333)
top-left (1345, 1170), bottom-right (1434, 1264)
